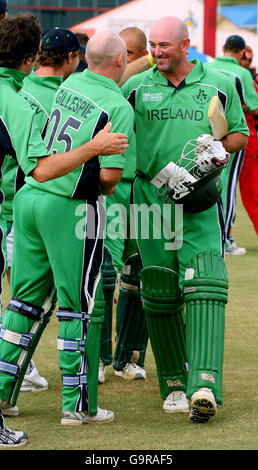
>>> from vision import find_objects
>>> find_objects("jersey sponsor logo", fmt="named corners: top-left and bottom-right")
top-left (147, 108), bottom-right (204, 121)
top-left (193, 88), bottom-right (210, 105)
top-left (143, 92), bottom-right (163, 102)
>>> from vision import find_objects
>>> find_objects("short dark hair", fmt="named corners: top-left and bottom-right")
top-left (37, 50), bottom-right (79, 69)
top-left (0, 13), bottom-right (42, 68)
top-left (224, 35), bottom-right (246, 53)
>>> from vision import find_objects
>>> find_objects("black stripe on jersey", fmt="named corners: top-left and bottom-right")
top-left (127, 89), bottom-right (136, 111)
top-left (235, 76), bottom-right (245, 104)
top-left (217, 91), bottom-right (227, 112)
top-left (224, 149), bottom-right (245, 242)
top-left (14, 165), bottom-right (25, 194)
top-left (0, 118), bottom-right (16, 160)
top-left (0, 118), bottom-right (17, 203)
top-left (72, 111), bottom-right (109, 200)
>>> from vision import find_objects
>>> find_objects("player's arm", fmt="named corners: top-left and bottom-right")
top-left (118, 54), bottom-right (153, 87)
top-left (220, 132), bottom-right (248, 154)
top-left (100, 168), bottom-right (124, 196)
top-left (242, 104), bottom-right (258, 116)
top-left (31, 122), bottom-right (128, 183)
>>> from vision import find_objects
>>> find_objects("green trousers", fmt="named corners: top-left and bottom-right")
top-left (100, 179), bottom-right (149, 369)
top-left (132, 177), bottom-right (227, 403)
top-left (0, 184), bottom-right (105, 414)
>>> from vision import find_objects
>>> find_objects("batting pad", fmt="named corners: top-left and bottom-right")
top-left (100, 246), bottom-right (117, 365)
top-left (183, 251), bottom-right (228, 404)
top-left (113, 254), bottom-right (148, 371)
top-left (0, 288), bottom-right (56, 406)
top-left (58, 280), bottom-right (105, 416)
top-left (85, 280), bottom-right (105, 416)
top-left (140, 266), bottom-right (187, 400)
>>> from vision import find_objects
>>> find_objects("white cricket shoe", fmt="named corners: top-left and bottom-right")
top-left (83, 407), bottom-right (114, 424)
top-left (61, 407), bottom-right (114, 425)
top-left (163, 391), bottom-right (189, 413)
top-left (2, 405), bottom-right (19, 417)
top-left (189, 387), bottom-right (217, 423)
top-left (20, 360), bottom-right (48, 392)
top-left (114, 363), bottom-right (146, 380)
top-left (225, 242), bottom-right (246, 256)
top-left (0, 413), bottom-right (27, 447)
top-left (98, 360), bottom-right (106, 384)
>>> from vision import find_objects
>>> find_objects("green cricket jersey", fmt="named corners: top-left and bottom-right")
top-left (0, 70), bottom-right (62, 221)
top-left (26, 69), bottom-right (135, 199)
top-left (20, 70), bottom-right (63, 136)
top-left (122, 60), bottom-right (249, 181)
top-left (205, 56), bottom-right (258, 111)
top-left (0, 68), bottom-right (50, 204)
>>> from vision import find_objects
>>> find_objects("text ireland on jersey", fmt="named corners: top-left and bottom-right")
top-left (147, 108), bottom-right (204, 121)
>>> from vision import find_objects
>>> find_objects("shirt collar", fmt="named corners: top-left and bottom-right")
top-left (0, 67), bottom-right (26, 92)
top-left (149, 59), bottom-right (205, 87)
top-left (83, 69), bottom-right (123, 95)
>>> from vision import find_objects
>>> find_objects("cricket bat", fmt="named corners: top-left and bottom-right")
top-left (208, 95), bottom-right (228, 140)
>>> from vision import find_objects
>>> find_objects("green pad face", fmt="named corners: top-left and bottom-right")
top-left (100, 246), bottom-right (117, 365)
top-left (113, 254), bottom-right (148, 370)
top-left (183, 251), bottom-right (228, 404)
top-left (140, 266), bottom-right (187, 400)
top-left (0, 289), bottom-right (56, 406)
top-left (85, 280), bottom-right (105, 416)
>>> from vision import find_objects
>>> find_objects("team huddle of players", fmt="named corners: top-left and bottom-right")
top-left (0, 0), bottom-right (257, 447)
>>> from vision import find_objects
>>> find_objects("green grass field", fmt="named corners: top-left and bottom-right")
top-left (2, 192), bottom-right (257, 451)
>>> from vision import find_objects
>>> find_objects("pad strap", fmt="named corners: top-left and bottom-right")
top-left (0, 327), bottom-right (33, 349)
top-left (57, 337), bottom-right (86, 353)
top-left (56, 310), bottom-right (90, 321)
top-left (62, 373), bottom-right (87, 387)
top-left (0, 360), bottom-right (19, 377)
top-left (7, 299), bottom-right (44, 320)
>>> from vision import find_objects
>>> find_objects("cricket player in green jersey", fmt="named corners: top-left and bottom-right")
top-left (99, 27), bottom-right (150, 383)
top-left (122, 16), bottom-right (249, 423)
top-left (0, 16), bottom-right (129, 447)
top-left (205, 34), bottom-right (258, 255)
top-left (0, 28), bottom-right (84, 405)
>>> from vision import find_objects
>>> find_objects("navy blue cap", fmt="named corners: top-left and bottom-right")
top-left (224, 35), bottom-right (246, 51)
top-left (0, 0), bottom-right (7, 15)
top-left (41, 27), bottom-right (82, 54)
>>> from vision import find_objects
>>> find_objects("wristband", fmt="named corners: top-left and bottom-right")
top-left (148, 54), bottom-right (154, 67)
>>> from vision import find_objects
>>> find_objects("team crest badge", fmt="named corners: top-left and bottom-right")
top-left (193, 89), bottom-right (210, 105)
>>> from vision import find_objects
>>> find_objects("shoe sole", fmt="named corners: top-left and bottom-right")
top-left (83, 415), bottom-right (114, 424)
top-left (61, 419), bottom-right (84, 426)
top-left (163, 406), bottom-right (189, 414)
top-left (0, 438), bottom-right (27, 448)
top-left (190, 395), bottom-right (217, 423)
top-left (114, 372), bottom-right (146, 380)
top-left (2, 409), bottom-right (19, 417)
top-left (20, 385), bottom-right (48, 393)
top-left (61, 414), bottom-right (114, 425)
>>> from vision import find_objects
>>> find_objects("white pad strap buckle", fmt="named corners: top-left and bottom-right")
top-left (0, 327), bottom-right (33, 349)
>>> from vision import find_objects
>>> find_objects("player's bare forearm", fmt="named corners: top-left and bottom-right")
top-left (220, 132), bottom-right (248, 154)
top-left (243, 104), bottom-right (258, 116)
top-left (118, 55), bottom-right (151, 87)
top-left (31, 123), bottom-right (128, 182)
top-left (100, 168), bottom-right (123, 196)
